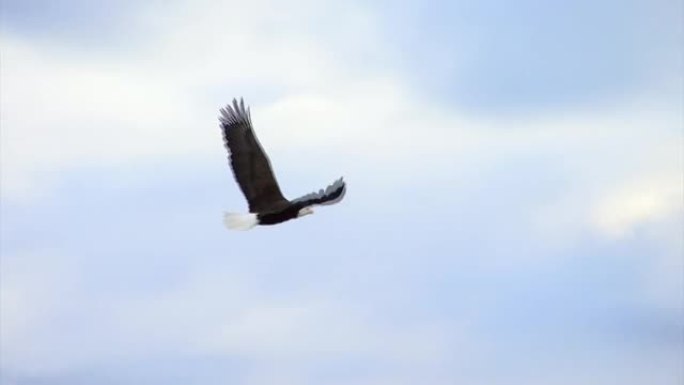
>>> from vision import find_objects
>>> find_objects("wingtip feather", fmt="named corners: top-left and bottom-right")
top-left (219, 97), bottom-right (251, 127)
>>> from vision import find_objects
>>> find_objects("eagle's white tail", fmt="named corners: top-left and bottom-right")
top-left (223, 212), bottom-right (258, 231)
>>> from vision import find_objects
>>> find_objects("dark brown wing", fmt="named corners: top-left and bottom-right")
top-left (219, 98), bottom-right (289, 213)
top-left (291, 177), bottom-right (346, 207)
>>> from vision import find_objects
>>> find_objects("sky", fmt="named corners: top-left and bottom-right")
top-left (1, 0), bottom-right (682, 384)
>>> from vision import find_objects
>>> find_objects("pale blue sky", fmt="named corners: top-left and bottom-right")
top-left (1, 0), bottom-right (682, 384)
top-left (375, 0), bottom-right (682, 111)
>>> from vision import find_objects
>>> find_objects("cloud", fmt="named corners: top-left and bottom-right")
top-left (0, 38), bottom-right (209, 201)
top-left (3, 22), bottom-right (681, 300)
top-left (0, 248), bottom-right (462, 383)
top-left (0, 250), bottom-right (89, 374)
top-left (1, 0), bottom-right (681, 210)
top-left (0, 0), bottom-right (387, 201)
top-left (1, 0), bottom-right (682, 384)
top-left (591, 177), bottom-right (682, 239)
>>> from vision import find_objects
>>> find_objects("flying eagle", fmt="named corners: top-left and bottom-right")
top-left (219, 98), bottom-right (346, 230)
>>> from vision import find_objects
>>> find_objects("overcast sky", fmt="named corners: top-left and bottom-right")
top-left (1, 0), bottom-right (682, 384)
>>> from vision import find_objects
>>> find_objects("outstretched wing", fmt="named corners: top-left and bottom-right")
top-left (219, 98), bottom-right (289, 213)
top-left (291, 177), bottom-right (346, 207)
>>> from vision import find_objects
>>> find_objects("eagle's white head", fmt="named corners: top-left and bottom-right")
top-left (298, 206), bottom-right (314, 217)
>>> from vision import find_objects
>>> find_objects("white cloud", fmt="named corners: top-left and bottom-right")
top-left (0, 38), bottom-right (209, 201)
top-left (3, 25), bottom-right (682, 282)
top-left (0, 249), bottom-right (463, 381)
top-left (2, 0), bottom-right (681, 216)
top-left (0, 0), bottom-right (392, 202)
top-left (1, 0), bottom-right (681, 308)
top-left (0, 250), bottom-right (88, 373)
top-left (113, 264), bottom-right (457, 364)
top-left (523, 104), bottom-right (682, 244)
top-left (1, 1), bottom-right (682, 381)
top-left (591, 177), bottom-right (682, 239)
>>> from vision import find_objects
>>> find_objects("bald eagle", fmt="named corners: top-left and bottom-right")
top-left (219, 98), bottom-right (346, 230)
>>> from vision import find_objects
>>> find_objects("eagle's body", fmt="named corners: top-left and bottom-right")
top-left (219, 98), bottom-right (346, 230)
top-left (257, 203), bottom-right (309, 225)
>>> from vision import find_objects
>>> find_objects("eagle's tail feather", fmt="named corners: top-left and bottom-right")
top-left (223, 212), bottom-right (258, 231)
